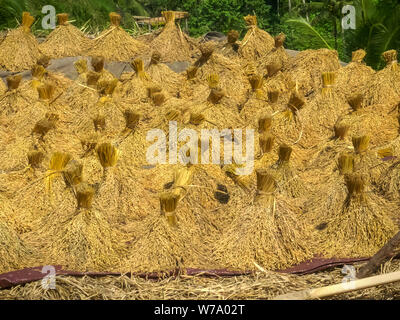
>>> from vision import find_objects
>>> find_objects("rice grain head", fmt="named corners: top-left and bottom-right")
top-left (351, 49), bottom-right (366, 63)
top-left (57, 13), bottom-right (69, 26)
top-left (274, 33), bottom-right (286, 48)
top-left (96, 143), bottom-right (120, 169)
top-left (382, 50), bottom-right (398, 71)
top-left (109, 12), bottom-right (121, 27)
top-left (321, 71), bottom-right (336, 97)
top-left (352, 135), bottom-right (370, 154)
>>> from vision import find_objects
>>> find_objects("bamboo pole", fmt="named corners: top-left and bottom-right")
top-left (273, 271), bottom-right (400, 300)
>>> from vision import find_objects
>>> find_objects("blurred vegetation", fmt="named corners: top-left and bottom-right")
top-left (0, 0), bottom-right (398, 69)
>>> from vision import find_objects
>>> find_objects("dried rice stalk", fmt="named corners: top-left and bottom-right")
top-left (162, 11), bottom-right (176, 25)
top-left (27, 150), bottom-right (45, 169)
top-left (195, 42), bottom-right (215, 67)
top-left (277, 145), bottom-right (292, 167)
top-left (6, 75), bottom-right (22, 91)
top-left (334, 124), bottom-right (349, 140)
top-left (152, 92), bottom-right (166, 106)
top-left (131, 58), bottom-right (149, 80)
top-left (352, 135), bottom-right (370, 154)
top-left (22, 12), bottom-right (35, 33)
top-left (91, 56), bottom-right (105, 72)
top-left (109, 12), bottom-right (121, 27)
top-left (123, 109), bottom-right (140, 130)
top-left (150, 51), bottom-right (161, 65)
top-left (256, 169), bottom-right (276, 195)
top-left (266, 61), bottom-right (281, 78)
top-left (45, 152), bottom-right (72, 193)
top-left (267, 89), bottom-right (279, 103)
top-left (321, 71), bottom-right (336, 96)
top-left (288, 91), bottom-right (305, 113)
top-left (37, 55), bottom-right (50, 68)
top-left (96, 143), bottom-right (119, 169)
top-left (57, 13), bottom-right (69, 26)
top-left (352, 49), bottom-right (366, 63)
top-left (173, 166), bottom-right (193, 198)
top-left (274, 33), bottom-right (286, 48)
top-left (76, 183), bottom-right (95, 209)
top-left (147, 85), bottom-right (162, 97)
top-left (227, 30), bottom-right (239, 44)
top-left (258, 115), bottom-right (272, 133)
top-left (249, 74), bottom-right (263, 91)
top-left (74, 59), bottom-right (88, 74)
top-left (347, 93), bottom-right (364, 111)
top-left (97, 79), bottom-right (118, 96)
top-left (259, 134), bottom-right (275, 154)
top-left (32, 118), bottom-right (55, 136)
top-left (159, 191), bottom-right (180, 227)
top-left (37, 82), bottom-right (55, 100)
top-left (377, 147), bottom-right (393, 159)
top-left (31, 64), bottom-right (46, 79)
top-left (80, 133), bottom-right (99, 154)
top-left (382, 50), bottom-right (398, 71)
top-left (244, 15), bottom-right (257, 27)
top-left (207, 87), bottom-right (225, 104)
top-left (225, 164), bottom-right (251, 191)
top-left (207, 74), bottom-right (219, 89)
top-left (338, 154), bottom-right (354, 175)
top-left (189, 112), bottom-right (205, 125)
top-left (186, 66), bottom-right (198, 80)
top-left (63, 160), bottom-right (83, 187)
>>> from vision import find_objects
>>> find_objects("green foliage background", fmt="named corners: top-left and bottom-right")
top-left (0, 0), bottom-right (398, 69)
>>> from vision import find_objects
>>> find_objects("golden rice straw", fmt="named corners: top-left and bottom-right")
top-left (150, 51), bottom-right (161, 65)
top-left (382, 50), bottom-right (398, 71)
top-left (267, 89), bottom-right (279, 104)
top-left (74, 59), bottom-right (88, 74)
top-left (189, 112), bottom-right (205, 125)
top-left (288, 91), bottom-right (305, 113)
top-left (352, 49), bottom-right (366, 63)
top-left (76, 182), bottom-right (95, 209)
top-left (131, 58), bottom-right (149, 80)
top-left (37, 82), bottom-right (55, 100)
top-left (22, 12), bottom-right (35, 33)
top-left (109, 12), bottom-right (121, 27)
top-left (277, 144), bottom-right (292, 167)
top-left (258, 115), bottom-right (272, 133)
top-left (37, 55), bottom-right (50, 68)
top-left (97, 79), bottom-right (118, 96)
top-left (123, 109), bottom-right (140, 130)
top-left (321, 71), bottom-right (336, 97)
top-left (147, 85), bottom-right (162, 97)
top-left (80, 132), bottom-right (99, 154)
top-left (249, 74), bottom-right (263, 92)
top-left (207, 73), bottom-right (219, 89)
top-left (96, 143), bottom-right (120, 170)
top-left (27, 150), bottom-right (45, 169)
top-left (195, 42), bottom-right (215, 67)
top-left (334, 124), bottom-right (350, 140)
top-left (259, 133), bottom-right (275, 154)
top-left (91, 56), bottom-right (105, 72)
top-left (227, 30), bottom-right (239, 44)
top-left (63, 160), bottom-right (83, 188)
top-left (57, 13), bottom-right (69, 26)
top-left (274, 33), bottom-right (286, 48)
top-left (172, 166), bottom-right (193, 198)
top-left (338, 153), bottom-right (354, 175)
top-left (224, 164), bottom-right (251, 191)
top-left (159, 191), bottom-right (180, 227)
top-left (45, 152), bottom-right (72, 193)
top-left (31, 64), bottom-right (46, 79)
top-left (255, 169), bottom-right (276, 199)
top-left (244, 15), bottom-right (257, 27)
top-left (347, 93), bottom-right (364, 111)
top-left (93, 113), bottom-right (106, 131)
top-left (6, 75), bottom-right (22, 91)
top-left (32, 117), bottom-right (56, 136)
top-left (377, 147), bottom-right (393, 159)
top-left (162, 11), bottom-right (176, 25)
top-left (152, 92), bottom-right (166, 106)
top-left (207, 87), bottom-right (225, 104)
top-left (186, 66), bottom-right (198, 80)
top-left (352, 135), bottom-right (370, 154)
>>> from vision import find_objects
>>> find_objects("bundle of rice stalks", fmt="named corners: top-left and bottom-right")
top-left (378, 159), bottom-right (400, 201)
top-left (150, 11), bottom-right (198, 63)
top-left (238, 15), bottom-right (275, 62)
top-left (217, 30), bottom-right (240, 59)
top-left (45, 152), bottom-right (72, 194)
top-left (39, 13), bottom-right (92, 59)
top-left (0, 12), bottom-right (40, 71)
top-left (321, 72), bottom-right (336, 97)
top-left (88, 12), bottom-right (149, 62)
top-left (29, 181), bottom-right (127, 272)
top-left (190, 42), bottom-right (249, 107)
top-left (254, 133), bottom-right (277, 169)
top-left (146, 51), bottom-right (185, 96)
top-left (212, 169), bottom-right (312, 271)
top-left (335, 49), bottom-right (375, 98)
top-left (257, 34), bottom-right (289, 78)
top-left (91, 56), bottom-right (115, 83)
top-left (0, 210), bottom-right (32, 273)
top-left (281, 49), bottom-right (341, 96)
top-left (382, 49), bottom-right (398, 71)
top-left (268, 145), bottom-right (306, 198)
top-left (363, 50), bottom-right (400, 109)
top-left (335, 101), bottom-right (399, 148)
top-left (312, 173), bottom-right (398, 258)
